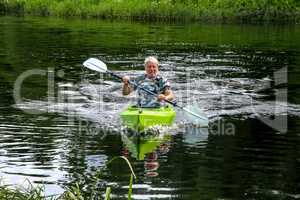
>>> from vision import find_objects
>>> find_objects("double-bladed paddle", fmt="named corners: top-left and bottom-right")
top-left (83, 58), bottom-right (208, 126)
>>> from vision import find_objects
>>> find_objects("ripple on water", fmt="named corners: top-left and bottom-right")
top-left (14, 71), bottom-right (300, 131)
top-left (6, 52), bottom-right (300, 198)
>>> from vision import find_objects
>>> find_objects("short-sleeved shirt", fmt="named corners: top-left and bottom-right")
top-left (132, 74), bottom-right (170, 108)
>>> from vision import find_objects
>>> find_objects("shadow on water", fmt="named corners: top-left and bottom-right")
top-left (0, 16), bottom-right (300, 199)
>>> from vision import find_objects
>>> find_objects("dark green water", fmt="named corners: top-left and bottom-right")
top-left (0, 16), bottom-right (300, 199)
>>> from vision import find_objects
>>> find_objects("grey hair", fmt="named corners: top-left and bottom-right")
top-left (144, 56), bottom-right (159, 67)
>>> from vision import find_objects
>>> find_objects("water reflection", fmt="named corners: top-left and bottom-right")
top-left (121, 131), bottom-right (172, 178)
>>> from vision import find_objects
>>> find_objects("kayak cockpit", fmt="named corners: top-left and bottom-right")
top-left (120, 105), bottom-right (176, 131)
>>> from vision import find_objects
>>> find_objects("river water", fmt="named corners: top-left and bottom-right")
top-left (0, 16), bottom-right (300, 199)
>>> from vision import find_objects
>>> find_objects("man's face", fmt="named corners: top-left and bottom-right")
top-left (145, 62), bottom-right (158, 78)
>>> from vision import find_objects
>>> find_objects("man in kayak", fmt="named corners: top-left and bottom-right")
top-left (122, 56), bottom-right (174, 108)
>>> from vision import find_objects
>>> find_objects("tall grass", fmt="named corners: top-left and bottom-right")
top-left (0, 156), bottom-right (136, 200)
top-left (0, 180), bottom-right (57, 200)
top-left (0, 0), bottom-right (299, 22)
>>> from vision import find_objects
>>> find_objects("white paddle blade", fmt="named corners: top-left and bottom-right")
top-left (182, 106), bottom-right (209, 127)
top-left (83, 58), bottom-right (107, 73)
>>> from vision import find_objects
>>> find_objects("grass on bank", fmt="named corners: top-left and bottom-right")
top-left (0, 156), bottom-right (136, 200)
top-left (0, 0), bottom-right (300, 22)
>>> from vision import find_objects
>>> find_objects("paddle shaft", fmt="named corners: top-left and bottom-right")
top-left (108, 70), bottom-right (207, 120)
top-left (83, 57), bottom-right (208, 121)
top-left (107, 70), bottom-right (177, 106)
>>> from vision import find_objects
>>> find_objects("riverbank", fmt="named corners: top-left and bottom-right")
top-left (0, 0), bottom-right (300, 23)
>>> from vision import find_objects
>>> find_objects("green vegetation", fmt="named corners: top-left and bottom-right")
top-left (0, 181), bottom-right (56, 200)
top-left (0, 0), bottom-right (299, 22)
top-left (0, 156), bottom-right (136, 200)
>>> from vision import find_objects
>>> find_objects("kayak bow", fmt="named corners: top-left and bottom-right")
top-left (120, 105), bottom-right (176, 131)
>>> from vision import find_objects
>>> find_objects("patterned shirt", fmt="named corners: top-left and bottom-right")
top-left (132, 74), bottom-right (170, 108)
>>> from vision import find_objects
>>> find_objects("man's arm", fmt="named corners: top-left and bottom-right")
top-left (158, 89), bottom-right (174, 101)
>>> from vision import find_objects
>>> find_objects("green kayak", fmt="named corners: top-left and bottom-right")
top-left (120, 105), bottom-right (176, 131)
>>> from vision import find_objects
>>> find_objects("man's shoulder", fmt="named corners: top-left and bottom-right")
top-left (155, 75), bottom-right (170, 90)
top-left (155, 75), bottom-right (168, 83)
top-left (134, 74), bottom-right (168, 84)
top-left (134, 74), bottom-right (146, 81)
top-left (137, 73), bottom-right (147, 79)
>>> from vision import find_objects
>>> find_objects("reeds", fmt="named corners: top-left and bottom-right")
top-left (0, 156), bottom-right (136, 200)
top-left (0, 0), bottom-right (299, 22)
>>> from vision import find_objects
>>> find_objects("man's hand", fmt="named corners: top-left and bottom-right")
top-left (158, 89), bottom-right (174, 102)
top-left (122, 76), bottom-right (131, 95)
top-left (158, 94), bottom-right (166, 101)
top-left (122, 76), bottom-right (130, 85)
